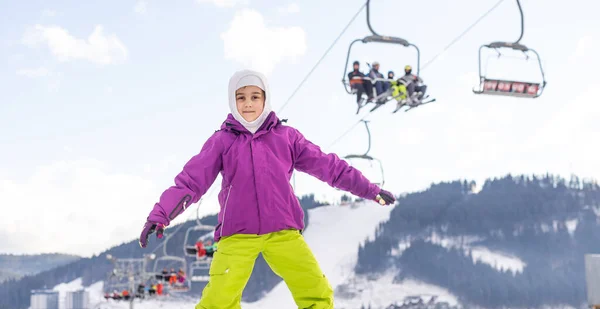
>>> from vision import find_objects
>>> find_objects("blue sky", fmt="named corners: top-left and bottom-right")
top-left (1, 0), bottom-right (598, 257)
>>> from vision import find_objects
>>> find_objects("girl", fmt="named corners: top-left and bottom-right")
top-left (139, 69), bottom-right (395, 309)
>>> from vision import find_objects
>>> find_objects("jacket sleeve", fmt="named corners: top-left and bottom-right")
top-left (292, 129), bottom-right (380, 200)
top-left (146, 132), bottom-right (223, 226)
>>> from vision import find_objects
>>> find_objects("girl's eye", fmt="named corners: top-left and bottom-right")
top-left (236, 96), bottom-right (244, 100)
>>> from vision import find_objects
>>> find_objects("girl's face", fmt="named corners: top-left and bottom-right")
top-left (235, 85), bottom-right (265, 122)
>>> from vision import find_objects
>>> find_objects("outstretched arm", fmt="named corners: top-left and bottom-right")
top-left (292, 130), bottom-right (380, 200)
top-left (146, 133), bottom-right (223, 226)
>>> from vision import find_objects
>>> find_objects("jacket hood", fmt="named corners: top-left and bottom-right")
top-left (227, 69), bottom-right (272, 134)
top-left (221, 111), bottom-right (280, 135)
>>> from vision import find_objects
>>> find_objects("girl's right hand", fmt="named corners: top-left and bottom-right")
top-left (139, 221), bottom-right (165, 248)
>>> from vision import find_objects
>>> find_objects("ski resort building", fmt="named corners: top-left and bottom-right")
top-left (30, 290), bottom-right (59, 309)
top-left (65, 289), bottom-right (89, 309)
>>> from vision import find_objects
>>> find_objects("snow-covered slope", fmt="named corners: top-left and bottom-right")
top-left (242, 201), bottom-right (393, 308)
top-left (55, 201), bottom-right (462, 309)
top-left (425, 232), bottom-right (527, 274)
top-left (334, 271), bottom-right (459, 309)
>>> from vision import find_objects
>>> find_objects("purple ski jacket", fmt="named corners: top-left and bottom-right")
top-left (146, 111), bottom-right (381, 241)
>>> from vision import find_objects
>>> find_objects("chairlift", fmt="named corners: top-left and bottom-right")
top-left (343, 120), bottom-right (385, 187)
top-left (183, 225), bottom-right (215, 256)
top-left (473, 0), bottom-right (547, 98)
top-left (183, 203), bottom-right (216, 258)
top-left (152, 233), bottom-right (189, 293)
top-left (180, 204), bottom-right (216, 285)
top-left (189, 259), bottom-right (211, 283)
top-left (342, 0), bottom-right (422, 113)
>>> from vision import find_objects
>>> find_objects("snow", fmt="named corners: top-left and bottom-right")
top-left (87, 281), bottom-right (107, 307)
top-left (51, 278), bottom-right (122, 309)
top-left (425, 231), bottom-right (526, 274)
top-left (241, 201), bottom-right (394, 308)
top-left (469, 246), bottom-right (526, 274)
top-left (425, 232), bottom-right (483, 249)
top-left (334, 271), bottom-right (460, 309)
top-left (566, 218), bottom-right (579, 235)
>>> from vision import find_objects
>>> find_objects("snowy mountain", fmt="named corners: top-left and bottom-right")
top-left (354, 174), bottom-right (599, 309)
top-left (0, 253), bottom-right (80, 282)
top-left (7, 174), bottom-right (600, 309)
top-left (54, 201), bottom-right (464, 309)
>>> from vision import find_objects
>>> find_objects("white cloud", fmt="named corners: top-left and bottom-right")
top-left (0, 159), bottom-right (160, 257)
top-left (22, 24), bottom-right (128, 65)
top-left (196, 0), bottom-right (248, 7)
top-left (220, 9), bottom-right (307, 75)
top-left (16, 67), bottom-right (51, 78)
top-left (134, 0), bottom-right (148, 14)
top-left (277, 3), bottom-right (300, 15)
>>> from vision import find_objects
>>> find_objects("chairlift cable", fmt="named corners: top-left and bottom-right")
top-left (328, 0), bottom-right (507, 150)
top-left (421, 0), bottom-right (506, 71)
top-left (277, 2), bottom-right (367, 114)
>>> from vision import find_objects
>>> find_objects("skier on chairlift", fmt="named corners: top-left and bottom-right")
top-left (204, 239), bottom-right (217, 258)
top-left (400, 65), bottom-right (427, 103)
top-left (368, 61), bottom-right (389, 103)
top-left (177, 268), bottom-right (187, 284)
top-left (347, 60), bottom-right (374, 104)
top-left (195, 237), bottom-right (207, 259)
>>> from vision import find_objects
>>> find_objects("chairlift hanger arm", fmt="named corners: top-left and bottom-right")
top-left (515, 0), bottom-right (524, 44)
top-left (363, 0), bottom-right (420, 75)
top-left (366, 0), bottom-right (378, 36)
top-left (482, 0), bottom-right (527, 52)
top-left (341, 120), bottom-right (372, 157)
top-left (362, 120), bottom-right (372, 156)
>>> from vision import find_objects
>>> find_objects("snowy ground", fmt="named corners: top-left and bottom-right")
top-left (334, 271), bottom-right (459, 309)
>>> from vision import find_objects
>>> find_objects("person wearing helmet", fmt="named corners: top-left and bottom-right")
top-left (368, 61), bottom-right (390, 103)
top-left (387, 71), bottom-right (395, 80)
top-left (400, 65), bottom-right (427, 102)
top-left (347, 60), bottom-right (374, 104)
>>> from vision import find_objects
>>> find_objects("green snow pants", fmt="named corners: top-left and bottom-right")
top-left (195, 229), bottom-right (334, 309)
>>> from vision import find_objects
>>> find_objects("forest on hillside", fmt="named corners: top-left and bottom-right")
top-left (356, 174), bottom-right (600, 308)
top-left (0, 194), bottom-right (326, 309)
top-left (0, 253), bottom-right (81, 283)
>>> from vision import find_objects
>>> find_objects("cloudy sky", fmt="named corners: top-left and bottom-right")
top-left (1, 0), bottom-right (598, 257)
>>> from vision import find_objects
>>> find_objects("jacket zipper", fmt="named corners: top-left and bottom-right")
top-left (249, 141), bottom-right (261, 234)
top-left (169, 194), bottom-right (192, 220)
top-left (220, 185), bottom-right (233, 238)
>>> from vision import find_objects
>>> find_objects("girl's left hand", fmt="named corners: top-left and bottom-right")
top-left (375, 189), bottom-right (395, 206)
